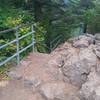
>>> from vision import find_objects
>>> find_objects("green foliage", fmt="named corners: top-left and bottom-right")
top-left (0, 0), bottom-right (100, 66)
top-left (0, 7), bottom-right (34, 29)
top-left (34, 23), bottom-right (47, 52)
top-left (82, 1), bottom-right (100, 34)
top-left (0, 65), bottom-right (11, 80)
top-left (0, 7), bottom-right (34, 63)
top-left (0, 39), bottom-right (16, 62)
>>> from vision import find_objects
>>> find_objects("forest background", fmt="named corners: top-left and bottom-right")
top-left (0, 0), bottom-right (100, 64)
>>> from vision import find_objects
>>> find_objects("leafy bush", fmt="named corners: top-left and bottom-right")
top-left (0, 7), bottom-right (34, 63)
top-left (34, 23), bottom-right (47, 52)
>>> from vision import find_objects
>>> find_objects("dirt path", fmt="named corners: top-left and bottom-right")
top-left (0, 52), bottom-right (78, 100)
top-left (0, 53), bottom-right (51, 100)
top-left (0, 80), bottom-right (38, 100)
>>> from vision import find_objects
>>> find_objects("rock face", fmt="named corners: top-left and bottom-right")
top-left (39, 81), bottom-right (79, 100)
top-left (80, 70), bottom-right (100, 100)
top-left (47, 34), bottom-right (100, 100)
top-left (62, 48), bottom-right (97, 87)
top-left (49, 34), bottom-right (97, 87)
top-left (95, 33), bottom-right (100, 45)
top-left (73, 35), bottom-right (94, 48)
top-left (6, 33), bottom-right (100, 100)
top-left (94, 45), bottom-right (100, 58)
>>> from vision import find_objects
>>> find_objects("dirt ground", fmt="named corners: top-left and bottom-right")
top-left (0, 52), bottom-right (79, 100)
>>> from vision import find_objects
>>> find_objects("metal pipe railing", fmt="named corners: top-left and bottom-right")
top-left (0, 23), bottom-right (63, 67)
top-left (0, 24), bottom-right (35, 67)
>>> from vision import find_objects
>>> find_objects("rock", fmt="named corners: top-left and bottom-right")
top-left (96, 51), bottom-right (100, 59)
top-left (95, 40), bottom-right (100, 45)
top-left (86, 33), bottom-right (94, 39)
top-left (73, 35), bottom-right (94, 48)
top-left (85, 34), bottom-right (95, 44)
top-left (39, 81), bottom-right (78, 100)
top-left (62, 48), bottom-right (97, 87)
top-left (80, 71), bottom-right (100, 100)
top-left (5, 34), bottom-right (100, 100)
top-left (96, 63), bottom-right (100, 75)
top-left (32, 93), bottom-right (45, 100)
top-left (94, 46), bottom-right (100, 58)
top-left (94, 34), bottom-right (100, 45)
top-left (39, 81), bottom-right (65, 100)
top-left (67, 37), bottom-right (79, 43)
top-left (95, 33), bottom-right (100, 40)
top-left (46, 55), bottom-right (64, 80)
top-left (51, 42), bottom-right (72, 57)
top-left (79, 48), bottom-right (97, 67)
top-left (24, 75), bottom-right (41, 87)
top-left (64, 94), bottom-right (80, 100)
top-left (48, 54), bottom-right (64, 68)
top-left (20, 60), bottom-right (32, 67)
top-left (48, 49), bottom-right (69, 80)
top-left (73, 39), bottom-right (89, 48)
top-left (7, 71), bottom-right (22, 80)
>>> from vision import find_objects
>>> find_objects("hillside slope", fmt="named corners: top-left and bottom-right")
top-left (0, 33), bottom-right (100, 100)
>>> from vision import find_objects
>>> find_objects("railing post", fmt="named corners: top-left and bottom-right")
top-left (31, 24), bottom-right (35, 53)
top-left (15, 27), bottom-right (20, 65)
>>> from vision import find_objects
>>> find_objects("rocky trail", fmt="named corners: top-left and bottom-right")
top-left (0, 33), bottom-right (100, 100)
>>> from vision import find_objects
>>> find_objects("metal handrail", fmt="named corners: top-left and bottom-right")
top-left (51, 38), bottom-right (62, 51)
top-left (0, 27), bottom-right (16, 34)
top-left (0, 23), bottom-right (34, 34)
top-left (0, 23), bottom-right (63, 67)
top-left (0, 24), bottom-right (35, 67)
top-left (50, 35), bottom-right (62, 51)
top-left (0, 39), bottom-right (17, 49)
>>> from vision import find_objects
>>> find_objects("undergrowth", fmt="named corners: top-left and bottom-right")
top-left (0, 64), bottom-right (12, 81)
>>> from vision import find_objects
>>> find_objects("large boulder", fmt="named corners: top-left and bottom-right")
top-left (5, 34), bottom-right (100, 100)
top-left (96, 62), bottom-right (100, 75)
top-left (6, 71), bottom-right (22, 80)
top-left (62, 48), bottom-right (97, 87)
top-left (94, 45), bottom-right (100, 58)
top-left (39, 81), bottom-right (79, 100)
top-left (73, 35), bottom-right (94, 48)
top-left (73, 39), bottom-right (89, 48)
top-left (80, 70), bottom-right (100, 100)
top-left (95, 33), bottom-right (100, 40)
top-left (95, 33), bottom-right (100, 45)
top-left (95, 40), bottom-right (100, 45)
top-left (48, 35), bottom-right (97, 88)
top-left (23, 74), bottom-right (41, 87)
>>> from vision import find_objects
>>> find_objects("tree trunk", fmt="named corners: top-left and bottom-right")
top-left (34, 0), bottom-right (43, 22)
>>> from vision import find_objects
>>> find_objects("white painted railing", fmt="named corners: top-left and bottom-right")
top-left (0, 24), bottom-right (35, 66)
